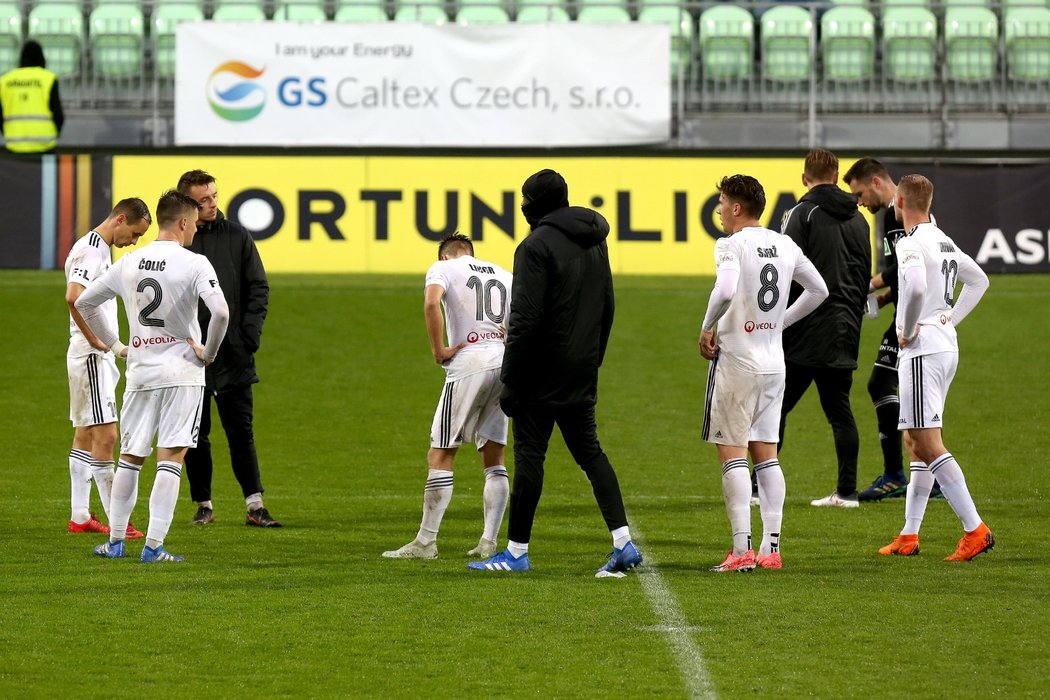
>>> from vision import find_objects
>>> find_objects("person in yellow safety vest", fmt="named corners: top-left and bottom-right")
top-left (0, 40), bottom-right (65, 154)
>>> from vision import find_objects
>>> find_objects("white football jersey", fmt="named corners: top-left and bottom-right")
top-left (80, 240), bottom-right (224, 391)
top-left (713, 227), bottom-right (813, 374)
top-left (424, 255), bottom-right (513, 381)
top-left (65, 231), bottom-right (116, 357)
top-left (896, 223), bottom-right (980, 359)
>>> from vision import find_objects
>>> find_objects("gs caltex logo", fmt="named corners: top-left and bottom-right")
top-left (207, 61), bottom-right (266, 122)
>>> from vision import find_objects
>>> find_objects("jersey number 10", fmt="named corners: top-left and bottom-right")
top-left (465, 276), bottom-right (507, 324)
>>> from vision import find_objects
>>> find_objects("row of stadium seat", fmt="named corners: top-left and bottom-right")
top-left (2, 1), bottom-right (1048, 111)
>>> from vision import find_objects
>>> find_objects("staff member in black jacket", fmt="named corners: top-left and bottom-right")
top-left (468, 169), bottom-right (642, 576)
top-left (779, 150), bottom-right (872, 508)
top-left (177, 170), bottom-right (281, 527)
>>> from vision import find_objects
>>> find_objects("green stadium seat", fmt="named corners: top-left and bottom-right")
top-left (637, 5), bottom-right (695, 79)
top-left (882, 0), bottom-right (930, 8)
top-left (698, 4), bottom-right (753, 80)
top-left (828, 0), bottom-right (868, 5)
top-left (1005, 7), bottom-right (1050, 81)
top-left (212, 2), bottom-right (268, 21)
top-left (394, 0), bottom-right (449, 23)
top-left (883, 6), bottom-right (937, 81)
top-left (575, 6), bottom-right (631, 23)
top-left (942, 0), bottom-right (992, 8)
top-left (153, 3), bottom-right (204, 80)
top-left (0, 3), bottom-right (21, 74)
top-left (760, 5), bottom-right (813, 81)
top-left (334, 2), bottom-right (390, 21)
top-left (27, 3), bottom-right (83, 80)
top-left (1002, 0), bottom-right (1050, 11)
top-left (820, 6), bottom-right (875, 81)
top-left (944, 7), bottom-right (998, 81)
top-left (514, 4), bottom-right (569, 22)
top-left (273, 1), bottom-right (328, 21)
top-left (89, 4), bottom-right (144, 81)
top-left (456, 4), bottom-right (510, 23)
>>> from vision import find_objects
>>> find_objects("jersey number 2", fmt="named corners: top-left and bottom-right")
top-left (137, 278), bottom-right (165, 327)
top-left (940, 259), bottom-right (958, 307)
top-left (466, 276), bottom-right (507, 323)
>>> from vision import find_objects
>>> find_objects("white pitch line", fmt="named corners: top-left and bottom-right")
top-left (631, 527), bottom-right (717, 700)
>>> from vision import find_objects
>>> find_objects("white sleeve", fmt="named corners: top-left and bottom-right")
top-left (898, 265), bottom-right (926, 339)
top-left (196, 260), bottom-right (229, 364)
top-left (73, 262), bottom-right (121, 348)
top-left (951, 252), bottom-right (989, 327)
top-left (701, 240), bottom-right (740, 331)
top-left (783, 255), bottom-right (829, 329)
top-left (424, 262), bottom-right (449, 292)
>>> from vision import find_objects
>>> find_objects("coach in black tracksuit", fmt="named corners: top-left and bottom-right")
top-left (178, 170), bottom-right (280, 527)
top-left (500, 169), bottom-right (631, 550)
top-left (779, 151), bottom-right (872, 506)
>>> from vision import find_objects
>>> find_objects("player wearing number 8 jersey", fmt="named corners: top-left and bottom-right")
top-left (383, 234), bottom-right (513, 561)
top-left (880, 174), bottom-right (994, 561)
top-left (76, 190), bottom-right (229, 563)
top-left (699, 175), bottom-right (828, 572)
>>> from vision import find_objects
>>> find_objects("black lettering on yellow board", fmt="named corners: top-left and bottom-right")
top-left (227, 188), bottom-right (799, 244)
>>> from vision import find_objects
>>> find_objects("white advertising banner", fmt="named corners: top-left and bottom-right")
top-left (174, 22), bottom-right (670, 147)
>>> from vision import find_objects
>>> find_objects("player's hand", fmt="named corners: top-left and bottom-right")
top-left (877, 291), bottom-right (891, 309)
top-left (433, 343), bottom-right (466, 365)
top-left (699, 329), bottom-right (719, 360)
top-left (187, 338), bottom-right (211, 366)
top-left (118, 346), bottom-right (128, 360)
top-left (897, 325), bottom-right (918, 348)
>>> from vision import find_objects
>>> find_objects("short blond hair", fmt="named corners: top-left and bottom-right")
top-left (897, 174), bottom-right (934, 214)
top-left (804, 149), bottom-right (839, 183)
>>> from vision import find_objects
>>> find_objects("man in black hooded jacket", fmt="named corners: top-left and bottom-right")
top-left (177, 170), bottom-right (280, 528)
top-left (467, 169), bottom-right (642, 576)
top-left (779, 149), bottom-right (871, 508)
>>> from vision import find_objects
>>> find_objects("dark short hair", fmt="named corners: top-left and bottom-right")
top-left (804, 148), bottom-right (839, 183)
top-left (897, 174), bottom-right (934, 214)
top-left (438, 233), bottom-right (473, 259)
top-left (176, 169), bottom-right (216, 194)
top-left (843, 157), bottom-right (892, 186)
top-left (717, 175), bottom-right (766, 218)
top-left (156, 190), bottom-right (201, 227)
top-left (111, 197), bottom-right (151, 225)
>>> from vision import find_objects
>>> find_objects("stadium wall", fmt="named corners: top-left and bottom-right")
top-left (3, 151), bottom-right (1048, 274)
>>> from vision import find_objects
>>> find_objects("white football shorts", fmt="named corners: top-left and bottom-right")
top-left (67, 352), bottom-right (119, 427)
top-left (898, 351), bottom-right (957, 430)
top-left (119, 386), bottom-right (205, 457)
top-left (702, 356), bottom-right (785, 447)
top-left (430, 367), bottom-right (508, 450)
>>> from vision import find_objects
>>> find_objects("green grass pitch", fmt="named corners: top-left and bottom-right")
top-left (0, 271), bottom-right (1047, 698)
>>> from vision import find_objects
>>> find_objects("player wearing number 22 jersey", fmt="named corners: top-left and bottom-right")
top-left (382, 234), bottom-right (513, 562)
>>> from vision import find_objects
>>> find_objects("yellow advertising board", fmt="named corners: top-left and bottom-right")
top-left (112, 156), bottom-right (871, 274)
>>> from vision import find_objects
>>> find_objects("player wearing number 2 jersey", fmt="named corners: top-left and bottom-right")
top-left (879, 174), bottom-right (994, 562)
top-left (700, 175), bottom-right (828, 572)
top-left (383, 234), bottom-right (513, 561)
top-left (76, 190), bottom-right (229, 563)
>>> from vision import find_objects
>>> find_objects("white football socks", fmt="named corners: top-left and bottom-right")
top-left (929, 453), bottom-right (983, 532)
top-left (754, 458), bottom-right (785, 556)
top-left (90, 459), bottom-right (115, 521)
top-left (145, 461), bottom-right (182, 549)
top-left (902, 461), bottom-right (933, 535)
top-left (722, 458), bottom-right (752, 555)
top-left (108, 460), bottom-right (141, 542)
top-left (481, 465), bottom-right (509, 543)
top-left (507, 540), bottom-right (529, 558)
top-left (611, 526), bottom-right (632, 550)
top-left (69, 449), bottom-right (92, 523)
top-left (245, 492), bottom-right (263, 512)
top-left (416, 469), bottom-right (453, 545)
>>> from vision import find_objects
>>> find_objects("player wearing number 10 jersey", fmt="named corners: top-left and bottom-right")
top-left (383, 234), bottom-right (513, 561)
top-left (76, 190), bottom-right (229, 563)
top-left (699, 175), bottom-right (828, 572)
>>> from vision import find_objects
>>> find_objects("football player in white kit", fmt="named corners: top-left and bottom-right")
top-left (699, 175), bottom-right (829, 572)
top-left (878, 175), bottom-right (994, 561)
top-left (63, 198), bottom-right (150, 538)
top-left (384, 234), bottom-right (512, 561)
top-left (76, 190), bottom-right (230, 563)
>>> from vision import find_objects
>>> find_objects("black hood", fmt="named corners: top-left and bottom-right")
top-left (19, 40), bottom-right (46, 69)
top-left (536, 206), bottom-right (610, 249)
top-left (802, 183), bottom-right (859, 222)
top-left (521, 169), bottom-right (570, 228)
